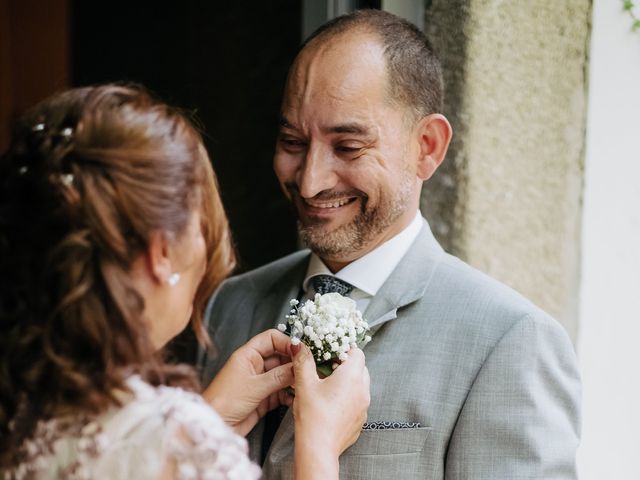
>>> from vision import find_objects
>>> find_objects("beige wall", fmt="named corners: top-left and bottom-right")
top-left (422, 0), bottom-right (592, 341)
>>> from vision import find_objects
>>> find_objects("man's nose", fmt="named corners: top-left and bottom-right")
top-left (297, 143), bottom-right (337, 198)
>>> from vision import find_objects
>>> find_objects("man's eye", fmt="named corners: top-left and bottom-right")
top-left (279, 137), bottom-right (306, 148)
top-left (335, 145), bottom-right (361, 154)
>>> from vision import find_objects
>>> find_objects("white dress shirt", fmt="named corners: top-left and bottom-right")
top-left (302, 211), bottom-right (424, 312)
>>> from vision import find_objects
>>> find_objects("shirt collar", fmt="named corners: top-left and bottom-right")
top-left (303, 211), bottom-right (424, 296)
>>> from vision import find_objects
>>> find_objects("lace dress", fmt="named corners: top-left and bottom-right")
top-left (4, 376), bottom-right (262, 479)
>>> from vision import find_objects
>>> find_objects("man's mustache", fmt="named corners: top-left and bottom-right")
top-left (284, 183), bottom-right (367, 202)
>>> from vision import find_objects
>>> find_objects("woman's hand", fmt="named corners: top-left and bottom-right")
top-left (292, 344), bottom-right (370, 479)
top-left (202, 329), bottom-right (294, 436)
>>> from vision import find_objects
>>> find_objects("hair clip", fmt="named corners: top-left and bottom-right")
top-left (32, 123), bottom-right (45, 132)
top-left (60, 127), bottom-right (73, 138)
top-left (60, 173), bottom-right (74, 186)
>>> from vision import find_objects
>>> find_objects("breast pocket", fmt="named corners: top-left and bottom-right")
top-left (343, 426), bottom-right (431, 456)
top-left (339, 427), bottom-right (434, 480)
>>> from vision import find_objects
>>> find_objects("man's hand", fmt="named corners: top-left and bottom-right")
top-left (202, 329), bottom-right (294, 436)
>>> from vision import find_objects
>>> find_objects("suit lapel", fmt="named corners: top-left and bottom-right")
top-left (246, 421), bottom-right (265, 463)
top-left (364, 220), bottom-right (444, 333)
top-left (249, 253), bottom-right (311, 338)
top-left (266, 408), bottom-right (295, 459)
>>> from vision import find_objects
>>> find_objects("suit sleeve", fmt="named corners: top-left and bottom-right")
top-left (197, 280), bottom-right (247, 385)
top-left (445, 313), bottom-right (581, 479)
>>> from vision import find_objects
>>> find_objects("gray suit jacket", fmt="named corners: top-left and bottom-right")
top-left (200, 220), bottom-right (581, 479)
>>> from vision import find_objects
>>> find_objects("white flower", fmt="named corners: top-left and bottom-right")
top-left (277, 323), bottom-right (287, 332)
top-left (283, 292), bottom-right (371, 374)
top-left (290, 299), bottom-right (299, 306)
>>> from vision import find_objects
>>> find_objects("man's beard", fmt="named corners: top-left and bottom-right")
top-left (289, 177), bottom-right (414, 259)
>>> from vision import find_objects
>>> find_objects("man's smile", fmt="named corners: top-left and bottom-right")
top-left (303, 197), bottom-right (358, 209)
top-left (297, 195), bottom-right (360, 222)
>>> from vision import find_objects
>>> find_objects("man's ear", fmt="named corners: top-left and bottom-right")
top-left (415, 113), bottom-right (452, 181)
top-left (146, 231), bottom-right (172, 285)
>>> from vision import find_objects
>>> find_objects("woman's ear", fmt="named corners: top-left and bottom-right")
top-left (415, 113), bottom-right (452, 181)
top-left (146, 231), bottom-right (173, 285)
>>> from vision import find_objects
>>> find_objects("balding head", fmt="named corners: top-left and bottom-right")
top-left (297, 9), bottom-right (444, 122)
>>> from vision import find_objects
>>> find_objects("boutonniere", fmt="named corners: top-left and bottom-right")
top-left (278, 293), bottom-right (371, 376)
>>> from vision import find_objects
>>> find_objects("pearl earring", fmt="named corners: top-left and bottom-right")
top-left (167, 273), bottom-right (181, 286)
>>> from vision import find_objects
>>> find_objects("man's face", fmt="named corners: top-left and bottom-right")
top-left (274, 33), bottom-right (422, 267)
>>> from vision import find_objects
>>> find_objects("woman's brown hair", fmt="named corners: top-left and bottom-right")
top-left (0, 84), bottom-right (236, 464)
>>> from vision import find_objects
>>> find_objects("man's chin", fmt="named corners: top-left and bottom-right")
top-left (298, 222), bottom-right (357, 257)
top-left (296, 212), bottom-right (338, 233)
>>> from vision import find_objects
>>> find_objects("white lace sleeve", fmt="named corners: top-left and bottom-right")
top-left (4, 378), bottom-right (261, 480)
top-left (92, 379), bottom-right (262, 480)
top-left (160, 388), bottom-right (262, 480)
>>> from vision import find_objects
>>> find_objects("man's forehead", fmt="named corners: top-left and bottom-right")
top-left (282, 63), bottom-right (388, 114)
top-left (287, 32), bottom-right (387, 90)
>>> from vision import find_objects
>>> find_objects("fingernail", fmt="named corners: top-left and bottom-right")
top-left (291, 343), bottom-right (301, 356)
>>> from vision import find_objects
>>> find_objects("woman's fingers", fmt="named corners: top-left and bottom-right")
top-left (246, 329), bottom-right (293, 358)
top-left (279, 388), bottom-right (294, 407)
top-left (330, 347), bottom-right (366, 380)
top-left (263, 354), bottom-right (286, 373)
top-left (252, 362), bottom-right (294, 399)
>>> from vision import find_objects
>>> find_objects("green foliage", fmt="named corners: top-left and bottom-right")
top-left (622, 0), bottom-right (640, 32)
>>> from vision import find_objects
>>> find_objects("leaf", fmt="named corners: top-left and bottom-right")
top-left (316, 363), bottom-right (334, 378)
top-left (624, 0), bottom-right (634, 11)
top-left (634, 19), bottom-right (640, 31)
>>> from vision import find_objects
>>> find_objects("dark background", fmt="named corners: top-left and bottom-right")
top-left (72, 1), bottom-right (302, 271)
top-left (1, 0), bottom-right (385, 271)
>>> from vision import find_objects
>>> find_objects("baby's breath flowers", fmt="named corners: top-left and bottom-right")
top-left (278, 293), bottom-right (371, 376)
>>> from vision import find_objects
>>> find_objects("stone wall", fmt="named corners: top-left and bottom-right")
top-left (421, 0), bottom-right (592, 341)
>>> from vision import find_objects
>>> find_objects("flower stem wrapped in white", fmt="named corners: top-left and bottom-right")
top-left (277, 293), bottom-right (371, 377)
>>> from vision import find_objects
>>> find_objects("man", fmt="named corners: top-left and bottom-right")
top-left (201, 9), bottom-right (581, 479)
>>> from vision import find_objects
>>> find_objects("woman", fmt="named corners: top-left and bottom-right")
top-left (0, 85), bottom-right (369, 479)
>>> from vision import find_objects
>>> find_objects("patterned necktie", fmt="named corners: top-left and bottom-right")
top-left (310, 274), bottom-right (354, 296)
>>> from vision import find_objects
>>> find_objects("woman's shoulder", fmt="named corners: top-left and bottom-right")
top-left (6, 376), bottom-right (260, 479)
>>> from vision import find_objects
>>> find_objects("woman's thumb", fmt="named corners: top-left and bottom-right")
top-left (292, 343), bottom-right (318, 387)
